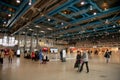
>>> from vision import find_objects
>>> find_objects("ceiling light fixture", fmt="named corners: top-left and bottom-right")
top-left (113, 25), bottom-right (116, 28)
top-left (29, 29), bottom-right (32, 31)
top-left (102, 2), bottom-right (108, 10)
top-left (104, 8), bottom-right (108, 11)
top-left (93, 12), bottom-right (97, 15)
top-left (61, 22), bottom-right (64, 25)
top-left (35, 25), bottom-right (40, 28)
top-left (16, 0), bottom-right (20, 3)
top-left (4, 21), bottom-right (6, 24)
top-left (40, 31), bottom-right (45, 33)
top-left (28, 0), bottom-right (32, 5)
top-left (48, 19), bottom-right (51, 21)
top-left (22, 32), bottom-right (25, 34)
top-left (41, 14), bottom-right (44, 16)
top-left (81, 1), bottom-right (85, 5)
top-left (47, 28), bottom-right (52, 30)
top-left (8, 14), bottom-right (11, 17)
top-left (93, 29), bottom-right (96, 31)
top-left (105, 19), bottom-right (109, 24)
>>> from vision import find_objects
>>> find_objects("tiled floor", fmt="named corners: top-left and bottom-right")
top-left (0, 53), bottom-right (120, 80)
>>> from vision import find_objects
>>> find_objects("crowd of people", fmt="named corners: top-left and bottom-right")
top-left (24, 50), bottom-right (49, 64)
top-left (0, 49), bottom-right (14, 64)
top-left (0, 48), bottom-right (112, 71)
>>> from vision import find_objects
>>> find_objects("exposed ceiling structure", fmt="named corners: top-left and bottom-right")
top-left (0, 0), bottom-right (120, 43)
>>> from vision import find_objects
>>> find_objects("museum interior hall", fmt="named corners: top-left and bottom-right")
top-left (0, 0), bottom-right (120, 80)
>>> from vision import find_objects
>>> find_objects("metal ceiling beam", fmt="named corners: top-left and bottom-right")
top-left (69, 8), bottom-right (90, 17)
top-left (34, 14), bottom-right (71, 25)
top-left (68, 16), bottom-right (120, 32)
top-left (71, 6), bottom-right (120, 24)
top-left (88, 0), bottom-right (102, 12)
top-left (68, 6), bottom-right (79, 12)
top-left (34, 0), bottom-right (80, 24)
top-left (47, 16), bottom-right (120, 36)
top-left (0, 1), bottom-right (18, 10)
top-left (7, 0), bottom-right (36, 28)
top-left (61, 27), bottom-right (120, 39)
top-left (48, 0), bottom-right (81, 15)
top-left (58, 12), bottom-right (76, 21)
top-left (0, 9), bottom-right (15, 14)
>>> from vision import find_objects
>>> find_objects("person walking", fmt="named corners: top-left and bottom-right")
top-left (79, 50), bottom-right (89, 73)
top-left (8, 49), bottom-right (14, 63)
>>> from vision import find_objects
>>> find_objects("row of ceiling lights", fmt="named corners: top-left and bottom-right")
top-left (80, 1), bottom-right (109, 10)
top-left (16, 0), bottom-right (32, 5)
top-left (26, 24), bottom-right (54, 34)
top-left (20, 28), bottom-right (120, 39)
top-left (47, 18), bottom-right (64, 25)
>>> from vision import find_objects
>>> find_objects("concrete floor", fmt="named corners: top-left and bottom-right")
top-left (0, 53), bottom-right (120, 80)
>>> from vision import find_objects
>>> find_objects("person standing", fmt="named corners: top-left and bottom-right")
top-left (0, 49), bottom-right (5, 64)
top-left (74, 51), bottom-right (82, 68)
top-left (8, 49), bottom-right (14, 63)
top-left (79, 50), bottom-right (89, 73)
top-left (31, 52), bottom-right (35, 61)
top-left (104, 49), bottom-right (111, 63)
top-left (39, 50), bottom-right (43, 64)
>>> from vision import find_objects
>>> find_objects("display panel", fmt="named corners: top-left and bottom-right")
top-left (50, 48), bottom-right (58, 53)
top-left (17, 49), bottom-right (20, 55)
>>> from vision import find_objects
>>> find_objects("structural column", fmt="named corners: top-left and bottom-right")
top-left (36, 30), bottom-right (39, 50)
top-left (24, 32), bottom-right (27, 52)
top-left (30, 32), bottom-right (33, 53)
top-left (16, 32), bottom-right (21, 57)
top-left (18, 32), bottom-right (20, 49)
